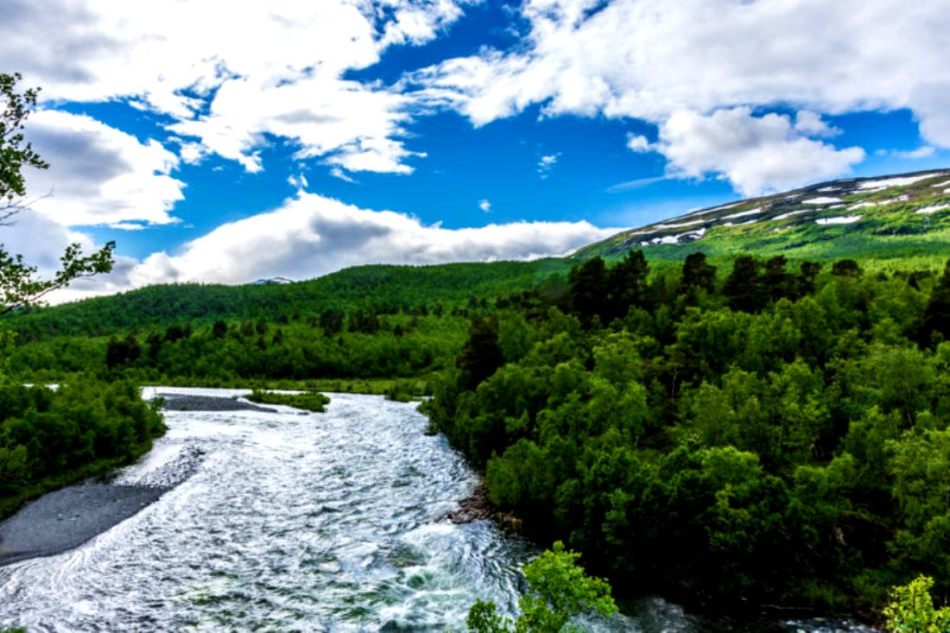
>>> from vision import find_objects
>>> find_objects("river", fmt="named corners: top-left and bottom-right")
top-left (0, 389), bottom-right (875, 632)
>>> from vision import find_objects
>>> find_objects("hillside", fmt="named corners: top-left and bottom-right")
top-left (10, 259), bottom-right (570, 338)
top-left (579, 168), bottom-right (950, 265)
top-left (11, 168), bottom-right (950, 340)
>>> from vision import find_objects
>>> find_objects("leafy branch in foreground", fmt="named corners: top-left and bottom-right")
top-left (467, 541), bottom-right (617, 633)
top-left (0, 241), bottom-right (115, 314)
top-left (0, 71), bottom-right (115, 313)
top-left (0, 72), bottom-right (47, 223)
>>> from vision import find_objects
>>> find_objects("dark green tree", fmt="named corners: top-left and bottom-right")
top-left (832, 259), bottom-right (862, 277)
top-left (723, 255), bottom-right (764, 313)
top-left (568, 257), bottom-right (608, 326)
top-left (798, 261), bottom-right (822, 296)
top-left (319, 308), bottom-right (344, 335)
top-left (105, 335), bottom-right (142, 369)
top-left (607, 250), bottom-right (649, 321)
top-left (919, 259), bottom-right (950, 346)
top-left (679, 252), bottom-right (717, 297)
top-left (211, 320), bottom-right (228, 338)
top-left (762, 255), bottom-right (794, 302)
top-left (457, 316), bottom-right (504, 391)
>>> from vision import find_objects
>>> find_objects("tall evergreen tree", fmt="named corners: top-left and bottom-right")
top-left (456, 316), bottom-right (504, 390)
top-left (569, 257), bottom-right (608, 326)
top-left (920, 259), bottom-right (950, 346)
top-left (723, 255), bottom-right (765, 312)
top-left (679, 252), bottom-right (717, 300)
top-left (607, 250), bottom-right (649, 321)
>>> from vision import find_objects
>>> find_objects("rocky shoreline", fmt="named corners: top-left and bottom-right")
top-left (446, 484), bottom-right (523, 532)
top-left (157, 393), bottom-right (276, 412)
top-left (0, 482), bottom-right (168, 566)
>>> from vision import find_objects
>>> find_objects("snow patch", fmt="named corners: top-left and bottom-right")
top-left (804, 196), bottom-right (843, 205)
top-left (723, 207), bottom-right (762, 220)
top-left (654, 218), bottom-right (706, 230)
top-left (857, 174), bottom-right (937, 191)
top-left (931, 180), bottom-right (950, 188)
top-left (696, 201), bottom-right (742, 214)
top-left (816, 215), bottom-right (862, 225)
top-left (773, 210), bottom-right (810, 220)
top-left (915, 204), bottom-right (950, 215)
top-left (640, 228), bottom-right (707, 246)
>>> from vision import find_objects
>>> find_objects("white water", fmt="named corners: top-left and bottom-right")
top-left (0, 389), bottom-right (875, 632)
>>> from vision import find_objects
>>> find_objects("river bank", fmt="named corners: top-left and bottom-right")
top-left (0, 391), bottom-right (255, 567)
top-left (0, 389), bottom-right (881, 632)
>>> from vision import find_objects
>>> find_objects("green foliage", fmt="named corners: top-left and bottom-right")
top-left (0, 379), bottom-right (165, 517)
top-left (467, 541), bottom-right (617, 633)
top-left (457, 316), bottom-right (505, 391)
top-left (883, 576), bottom-right (950, 632)
top-left (0, 72), bottom-right (115, 313)
top-left (384, 379), bottom-right (416, 402)
top-left (246, 390), bottom-right (330, 412)
top-left (432, 254), bottom-right (950, 614)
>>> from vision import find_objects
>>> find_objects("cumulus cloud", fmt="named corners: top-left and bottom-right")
top-left (0, 211), bottom-right (94, 277)
top-left (478, 199), bottom-right (492, 212)
top-left (0, 209), bottom-right (132, 305)
top-left (653, 108), bottom-right (865, 196)
top-left (412, 0), bottom-right (950, 191)
top-left (23, 110), bottom-right (184, 226)
top-left (626, 134), bottom-right (653, 152)
top-left (101, 193), bottom-right (618, 288)
top-left (3, 0), bottom-right (472, 175)
top-left (537, 153), bottom-right (560, 178)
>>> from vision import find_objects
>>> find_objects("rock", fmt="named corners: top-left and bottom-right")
top-left (445, 485), bottom-right (524, 532)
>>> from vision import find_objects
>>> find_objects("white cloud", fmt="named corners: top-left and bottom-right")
top-left (626, 134), bottom-right (653, 152)
top-left (605, 175), bottom-right (666, 193)
top-left (103, 192), bottom-right (618, 288)
top-left (478, 199), bottom-right (492, 213)
top-left (877, 146), bottom-right (937, 159)
top-left (3, 0), bottom-right (472, 175)
top-left (412, 0), bottom-right (950, 191)
top-left (794, 111), bottom-right (840, 138)
top-left (537, 153), bottom-right (560, 178)
top-left (23, 110), bottom-right (184, 226)
top-left (654, 108), bottom-right (865, 196)
top-left (0, 211), bottom-right (94, 277)
top-left (330, 167), bottom-right (358, 184)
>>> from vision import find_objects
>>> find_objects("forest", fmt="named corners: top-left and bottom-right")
top-left (1, 249), bottom-right (949, 621)
top-left (424, 252), bottom-right (950, 612)
top-left (0, 380), bottom-right (165, 517)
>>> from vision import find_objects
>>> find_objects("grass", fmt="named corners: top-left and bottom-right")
top-left (246, 390), bottom-right (331, 412)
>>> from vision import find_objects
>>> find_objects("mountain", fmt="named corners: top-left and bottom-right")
top-left (579, 168), bottom-right (950, 264)
top-left (11, 169), bottom-right (949, 338)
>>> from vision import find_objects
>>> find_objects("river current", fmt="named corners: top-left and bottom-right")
top-left (0, 389), bottom-right (875, 632)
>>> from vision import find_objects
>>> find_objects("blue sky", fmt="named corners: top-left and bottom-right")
top-left (2, 0), bottom-right (949, 297)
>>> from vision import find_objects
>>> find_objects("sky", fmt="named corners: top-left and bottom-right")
top-left (2, 0), bottom-right (949, 301)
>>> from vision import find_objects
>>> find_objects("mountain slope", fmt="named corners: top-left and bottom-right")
top-left (11, 259), bottom-right (570, 338)
top-left (12, 168), bottom-right (949, 338)
top-left (579, 168), bottom-right (950, 264)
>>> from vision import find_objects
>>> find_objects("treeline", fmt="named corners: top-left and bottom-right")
top-left (10, 309), bottom-right (476, 384)
top-left (0, 380), bottom-right (165, 516)
top-left (424, 252), bottom-right (950, 611)
top-left (8, 261), bottom-right (567, 339)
